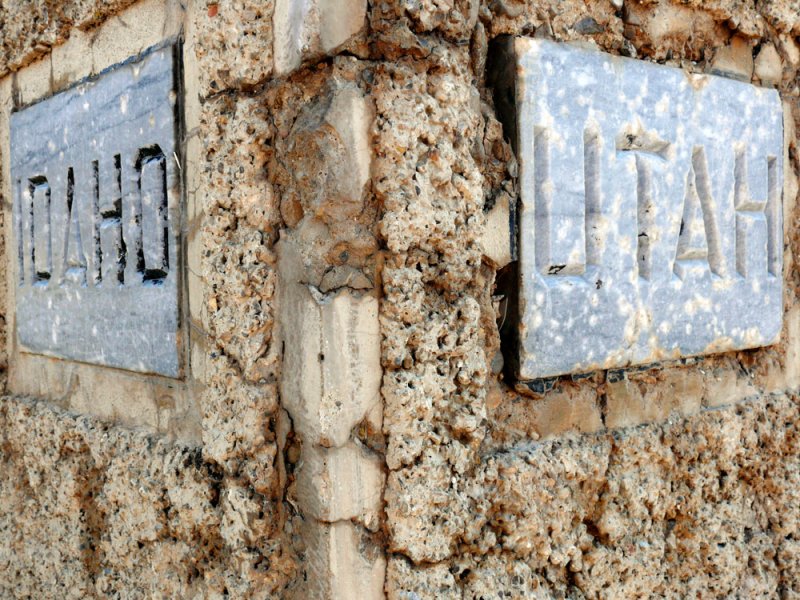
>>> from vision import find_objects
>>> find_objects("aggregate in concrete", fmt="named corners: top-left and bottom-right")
top-left (11, 46), bottom-right (181, 377)
top-left (508, 39), bottom-right (784, 380)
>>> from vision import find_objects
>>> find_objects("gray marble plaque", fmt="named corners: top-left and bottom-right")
top-left (499, 39), bottom-right (783, 380)
top-left (11, 46), bottom-right (181, 377)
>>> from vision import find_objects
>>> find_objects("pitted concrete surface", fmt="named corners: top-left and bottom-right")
top-left (11, 46), bottom-right (180, 377)
top-left (509, 39), bottom-right (784, 380)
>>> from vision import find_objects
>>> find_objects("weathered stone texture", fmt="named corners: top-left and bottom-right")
top-left (0, 0), bottom-right (165, 76)
top-left (0, 395), bottom-right (295, 598)
top-left (374, 45), bottom-right (507, 573)
top-left (194, 0), bottom-right (275, 95)
top-left (1, 0), bottom-right (295, 596)
top-left (266, 55), bottom-right (386, 596)
top-left (193, 0), bottom-right (369, 95)
top-left (374, 0), bottom-right (800, 598)
top-left (197, 77), bottom-right (291, 596)
top-left (388, 392), bottom-right (800, 598)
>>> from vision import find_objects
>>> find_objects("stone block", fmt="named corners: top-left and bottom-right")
top-left (703, 367), bottom-right (757, 409)
top-left (194, 0), bottom-right (275, 94)
top-left (50, 28), bottom-right (93, 92)
top-left (273, 0), bottom-right (366, 75)
top-left (480, 193), bottom-right (513, 268)
top-left (14, 54), bottom-right (52, 106)
top-left (295, 442), bottom-right (383, 529)
top-left (778, 34), bottom-right (800, 67)
top-left (89, 0), bottom-right (182, 74)
top-left (0, 75), bottom-right (12, 200)
top-left (709, 35), bottom-right (755, 82)
top-left (10, 45), bottom-right (181, 377)
top-left (529, 386), bottom-right (603, 438)
top-left (292, 520), bottom-right (385, 600)
top-left (496, 39), bottom-right (784, 380)
top-left (278, 238), bottom-right (381, 448)
top-left (319, 0), bottom-right (368, 54)
top-left (279, 236), bottom-right (384, 600)
top-left (605, 370), bottom-right (703, 429)
top-left (755, 43), bottom-right (783, 87)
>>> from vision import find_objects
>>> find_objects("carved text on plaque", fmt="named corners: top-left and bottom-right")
top-left (11, 46), bottom-right (180, 376)
top-left (495, 39), bottom-right (784, 380)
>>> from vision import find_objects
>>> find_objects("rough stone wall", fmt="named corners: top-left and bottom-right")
top-left (0, 0), bottom-right (797, 598)
top-left (0, 395), bottom-right (296, 598)
top-left (0, 0), bottom-right (297, 597)
top-left (389, 391), bottom-right (800, 597)
top-left (371, 0), bottom-right (800, 598)
top-left (0, 0), bottom-right (140, 74)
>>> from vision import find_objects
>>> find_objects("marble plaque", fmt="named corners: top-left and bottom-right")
top-left (499, 39), bottom-right (784, 380)
top-left (11, 46), bottom-right (181, 377)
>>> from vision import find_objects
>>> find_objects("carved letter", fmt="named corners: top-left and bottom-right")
top-left (15, 179), bottom-right (26, 285)
top-left (584, 128), bottom-right (602, 267)
top-left (29, 176), bottom-right (52, 284)
top-left (616, 125), bottom-right (672, 281)
top-left (534, 127), bottom-right (587, 276)
top-left (634, 155), bottom-right (656, 280)
top-left (766, 156), bottom-right (780, 277)
top-left (62, 167), bottom-right (88, 286)
top-left (99, 154), bottom-right (126, 284)
top-left (733, 148), bottom-right (774, 278)
top-left (90, 160), bottom-right (102, 285)
top-left (137, 145), bottom-right (169, 282)
top-left (673, 147), bottom-right (723, 279)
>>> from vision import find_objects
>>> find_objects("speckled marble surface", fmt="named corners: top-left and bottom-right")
top-left (513, 39), bottom-right (784, 379)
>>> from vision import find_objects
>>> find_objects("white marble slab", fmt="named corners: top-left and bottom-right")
top-left (508, 39), bottom-right (783, 380)
top-left (11, 46), bottom-right (181, 377)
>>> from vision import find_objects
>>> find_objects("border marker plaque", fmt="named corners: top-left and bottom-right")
top-left (494, 39), bottom-right (784, 381)
top-left (11, 46), bottom-right (181, 377)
